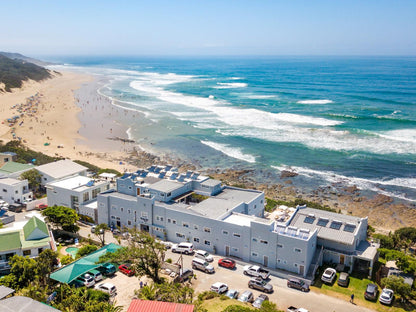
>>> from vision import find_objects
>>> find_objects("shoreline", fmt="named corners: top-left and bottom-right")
top-left (0, 71), bottom-right (415, 232)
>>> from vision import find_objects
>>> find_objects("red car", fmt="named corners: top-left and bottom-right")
top-left (36, 204), bottom-right (48, 210)
top-left (118, 264), bottom-right (135, 276)
top-left (218, 258), bottom-right (236, 269)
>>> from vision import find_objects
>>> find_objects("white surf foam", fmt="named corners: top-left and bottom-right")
top-left (377, 129), bottom-right (416, 144)
top-left (214, 82), bottom-right (248, 89)
top-left (297, 99), bottom-right (334, 104)
top-left (271, 165), bottom-right (416, 202)
top-left (201, 140), bottom-right (256, 163)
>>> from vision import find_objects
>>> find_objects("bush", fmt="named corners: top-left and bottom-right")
top-left (76, 244), bottom-right (98, 259)
top-left (61, 255), bottom-right (74, 266)
top-left (198, 291), bottom-right (219, 301)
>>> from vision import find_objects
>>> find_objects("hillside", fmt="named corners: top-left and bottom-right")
top-left (0, 54), bottom-right (52, 92)
top-left (0, 51), bottom-right (53, 67)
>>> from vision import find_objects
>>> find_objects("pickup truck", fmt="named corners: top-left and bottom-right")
top-left (287, 306), bottom-right (309, 312)
top-left (243, 265), bottom-right (270, 280)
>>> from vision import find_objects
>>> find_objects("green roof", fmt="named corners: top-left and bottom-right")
top-left (23, 216), bottom-right (49, 240)
top-left (50, 243), bottom-right (122, 284)
top-left (0, 161), bottom-right (34, 174)
top-left (0, 231), bottom-right (21, 252)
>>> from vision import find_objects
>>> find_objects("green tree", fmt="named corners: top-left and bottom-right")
top-left (395, 227), bottom-right (416, 244)
top-left (373, 233), bottom-right (394, 249)
top-left (61, 254), bottom-right (74, 266)
top-left (20, 169), bottom-right (42, 191)
top-left (94, 223), bottom-right (109, 247)
top-left (222, 305), bottom-right (254, 312)
top-left (42, 205), bottom-right (79, 233)
top-left (76, 244), bottom-right (98, 259)
top-left (135, 282), bottom-right (194, 304)
top-left (17, 280), bottom-right (49, 303)
top-left (101, 229), bottom-right (166, 283)
top-left (0, 274), bottom-right (18, 289)
top-left (36, 249), bottom-right (58, 286)
top-left (381, 276), bottom-right (412, 300)
top-left (9, 255), bottom-right (38, 289)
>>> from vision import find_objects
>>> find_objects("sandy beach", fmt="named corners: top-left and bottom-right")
top-left (0, 71), bottom-right (137, 172)
top-left (0, 71), bottom-right (415, 232)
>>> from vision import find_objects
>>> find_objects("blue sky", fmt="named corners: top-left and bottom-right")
top-left (1, 1), bottom-right (415, 56)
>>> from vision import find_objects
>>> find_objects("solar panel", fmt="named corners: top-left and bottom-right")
top-left (304, 216), bottom-right (315, 224)
top-left (330, 221), bottom-right (342, 230)
top-left (344, 223), bottom-right (356, 233)
top-left (317, 218), bottom-right (329, 227)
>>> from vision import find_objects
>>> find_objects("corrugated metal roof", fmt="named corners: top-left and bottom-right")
top-left (127, 299), bottom-right (194, 312)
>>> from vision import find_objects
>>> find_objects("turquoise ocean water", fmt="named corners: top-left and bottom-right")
top-left (51, 56), bottom-right (416, 202)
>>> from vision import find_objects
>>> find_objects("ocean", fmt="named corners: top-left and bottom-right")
top-left (50, 56), bottom-right (416, 203)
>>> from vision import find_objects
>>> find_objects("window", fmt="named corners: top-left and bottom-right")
top-left (277, 244), bottom-right (283, 248)
top-left (304, 215), bottom-right (315, 224)
top-left (15, 190), bottom-right (18, 194)
top-left (294, 248), bottom-right (302, 253)
top-left (194, 237), bottom-right (200, 243)
top-left (121, 207), bottom-right (124, 212)
top-left (277, 259), bottom-right (281, 263)
top-left (194, 225), bottom-right (199, 230)
top-left (2, 189), bottom-right (7, 192)
top-left (183, 222), bottom-right (189, 228)
top-left (252, 238), bottom-right (258, 242)
top-left (128, 209), bottom-right (131, 214)
top-left (111, 205), bottom-right (117, 210)
top-left (260, 240), bottom-right (268, 244)
top-left (233, 233), bottom-right (240, 238)
top-left (344, 223), bottom-right (356, 233)
top-left (23, 250), bottom-right (31, 256)
top-left (168, 218), bottom-right (171, 223)
top-left (232, 247), bottom-right (239, 252)
top-left (172, 220), bottom-right (177, 225)
top-left (128, 220), bottom-right (132, 225)
top-left (141, 212), bottom-right (148, 218)
top-left (111, 216), bottom-right (115, 219)
top-left (204, 240), bottom-right (211, 246)
top-left (83, 192), bottom-right (89, 202)
top-left (252, 252), bottom-right (258, 257)
top-left (222, 230), bottom-right (228, 235)
top-left (204, 227), bottom-right (211, 233)
top-left (294, 263), bottom-right (298, 267)
top-left (176, 233), bottom-right (185, 238)
top-left (92, 188), bottom-right (100, 198)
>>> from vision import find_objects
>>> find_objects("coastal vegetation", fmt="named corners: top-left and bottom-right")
top-left (0, 140), bottom-right (61, 165)
top-left (0, 54), bottom-right (51, 92)
top-left (265, 197), bottom-right (335, 213)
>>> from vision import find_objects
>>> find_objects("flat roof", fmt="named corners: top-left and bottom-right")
top-left (215, 187), bottom-right (262, 203)
top-left (36, 159), bottom-right (87, 179)
top-left (0, 177), bottom-right (23, 186)
top-left (0, 285), bottom-right (15, 299)
top-left (188, 197), bottom-right (242, 219)
top-left (48, 175), bottom-right (93, 190)
top-left (289, 207), bottom-right (365, 245)
top-left (223, 213), bottom-right (272, 227)
top-left (200, 178), bottom-right (221, 187)
top-left (148, 179), bottom-right (184, 194)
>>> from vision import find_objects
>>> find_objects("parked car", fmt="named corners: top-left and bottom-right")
top-left (225, 289), bottom-right (239, 299)
top-left (210, 282), bottom-right (228, 294)
top-left (252, 294), bottom-right (269, 308)
top-left (321, 268), bottom-right (337, 284)
top-left (243, 265), bottom-right (270, 279)
top-left (76, 275), bottom-right (95, 288)
top-left (192, 258), bottom-right (215, 273)
top-left (238, 290), bottom-right (254, 303)
top-left (119, 264), bottom-right (135, 276)
top-left (87, 269), bottom-right (103, 282)
top-left (36, 204), bottom-right (48, 210)
top-left (287, 277), bottom-right (309, 292)
top-left (98, 263), bottom-right (116, 276)
top-left (175, 269), bottom-right (194, 283)
top-left (248, 277), bottom-right (273, 293)
top-left (218, 258), bottom-right (236, 269)
top-left (171, 242), bottom-right (194, 255)
top-left (364, 283), bottom-right (379, 301)
top-left (95, 283), bottom-right (117, 296)
top-left (379, 288), bottom-right (394, 305)
top-left (337, 272), bottom-right (349, 287)
top-left (195, 250), bottom-right (213, 262)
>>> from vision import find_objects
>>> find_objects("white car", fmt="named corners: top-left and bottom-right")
top-left (171, 242), bottom-right (194, 255)
top-left (379, 288), bottom-right (394, 305)
top-left (210, 282), bottom-right (228, 294)
top-left (195, 250), bottom-right (213, 262)
top-left (321, 268), bottom-right (337, 284)
top-left (95, 282), bottom-right (117, 296)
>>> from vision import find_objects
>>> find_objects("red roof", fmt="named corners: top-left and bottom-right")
top-left (127, 299), bottom-right (194, 312)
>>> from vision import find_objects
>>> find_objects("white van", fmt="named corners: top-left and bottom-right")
top-left (195, 250), bottom-right (213, 262)
top-left (171, 242), bottom-right (194, 255)
top-left (192, 257), bottom-right (215, 273)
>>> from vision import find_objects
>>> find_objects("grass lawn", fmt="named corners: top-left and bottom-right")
top-left (312, 270), bottom-right (415, 312)
top-left (201, 297), bottom-right (254, 312)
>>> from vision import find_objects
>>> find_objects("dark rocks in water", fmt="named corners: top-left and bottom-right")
top-left (280, 170), bottom-right (298, 178)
